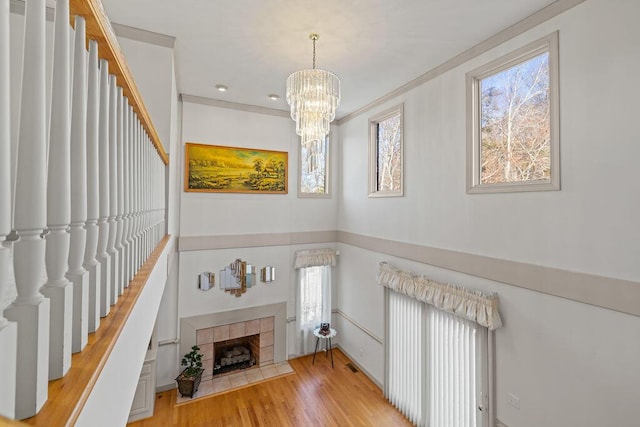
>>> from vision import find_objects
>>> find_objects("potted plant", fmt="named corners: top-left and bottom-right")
top-left (175, 345), bottom-right (204, 398)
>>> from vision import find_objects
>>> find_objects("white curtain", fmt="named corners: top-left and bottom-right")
top-left (296, 265), bottom-right (331, 355)
top-left (386, 289), bottom-right (424, 425)
top-left (381, 262), bottom-right (497, 427)
top-left (293, 248), bottom-right (337, 269)
top-left (293, 248), bottom-right (336, 355)
top-left (428, 306), bottom-right (485, 427)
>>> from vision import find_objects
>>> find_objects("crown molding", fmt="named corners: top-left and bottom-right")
top-left (180, 94), bottom-right (290, 118)
top-left (337, 0), bottom-right (587, 124)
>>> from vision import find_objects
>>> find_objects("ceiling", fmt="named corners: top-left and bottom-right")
top-left (101, 0), bottom-right (558, 119)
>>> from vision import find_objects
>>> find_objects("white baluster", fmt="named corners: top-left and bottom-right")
top-left (123, 106), bottom-right (132, 283)
top-left (115, 87), bottom-right (125, 296)
top-left (160, 156), bottom-right (166, 242)
top-left (153, 154), bottom-right (159, 244)
top-left (136, 123), bottom-right (146, 264)
top-left (84, 40), bottom-right (101, 333)
top-left (143, 139), bottom-right (149, 258)
top-left (147, 142), bottom-right (152, 255)
top-left (67, 16), bottom-right (89, 354)
top-left (42, 0), bottom-right (72, 380)
top-left (139, 127), bottom-right (145, 264)
top-left (96, 59), bottom-right (110, 317)
top-left (0, 0), bottom-right (17, 419)
top-left (148, 143), bottom-right (154, 251)
top-left (5, 0), bottom-right (51, 418)
top-left (131, 117), bottom-right (140, 274)
top-left (152, 154), bottom-right (158, 245)
top-left (106, 75), bottom-right (119, 306)
top-left (161, 155), bottom-right (166, 241)
top-left (149, 143), bottom-right (155, 250)
top-left (157, 157), bottom-right (163, 244)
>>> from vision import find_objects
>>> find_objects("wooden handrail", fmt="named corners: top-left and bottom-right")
top-left (69, 0), bottom-right (169, 165)
top-left (22, 236), bottom-right (171, 427)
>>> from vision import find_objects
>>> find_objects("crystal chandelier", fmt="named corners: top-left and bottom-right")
top-left (286, 34), bottom-right (341, 146)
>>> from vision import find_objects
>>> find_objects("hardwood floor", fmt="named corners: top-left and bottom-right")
top-left (129, 348), bottom-right (412, 427)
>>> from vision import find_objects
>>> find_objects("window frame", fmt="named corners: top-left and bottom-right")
top-left (297, 135), bottom-right (331, 198)
top-left (466, 31), bottom-right (560, 194)
top-left (368, 104), bottom-right (404, 197)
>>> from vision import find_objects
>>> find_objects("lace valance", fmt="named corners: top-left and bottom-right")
top-left (377, 262), bottom-right (502, 330)
top-left (293, 248), bottom-right (337, 269)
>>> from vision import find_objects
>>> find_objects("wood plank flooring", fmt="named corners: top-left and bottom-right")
top-left (129, 348), bottom-right (412, 427)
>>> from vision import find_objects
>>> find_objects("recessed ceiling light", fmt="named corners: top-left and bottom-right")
top-left (268, 94), bottom-right (280, 101)
top-left (215, 84), bottom-right (228, 92)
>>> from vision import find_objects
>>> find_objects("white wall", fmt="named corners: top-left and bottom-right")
top-left (178, 246), bottom-right (292, 318)
top-left (153, 51), bottom-right (183, 389)
top-left (97, 1), bottom-right (640, 425)
top-left (177, 101), bottom-right (340, 371)
top-left (75, 239), bottom-right (171, 427)
top-left (180, 102), bottom-right (338, 236)
top-left (116, 37), bottom-right (173, 148)
top-left (337, 1), bottom-right (640, 426)
top-left (116, 32), bottom-right (182, 391)
top-left (340, 0), bottom-right (640, 282)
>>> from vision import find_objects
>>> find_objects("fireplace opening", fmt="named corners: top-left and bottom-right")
top-left (213, 334), bottom-right (259, 376)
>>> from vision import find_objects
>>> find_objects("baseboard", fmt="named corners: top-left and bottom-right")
top-left (335, 344), bottom-right (383, 389)
top-left (156, 383), bottom-right (177, 393)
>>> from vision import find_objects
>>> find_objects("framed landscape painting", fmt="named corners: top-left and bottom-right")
top-left (185, 143), bottom-right (288, 194)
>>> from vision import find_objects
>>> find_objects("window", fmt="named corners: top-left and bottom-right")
top-left (369, 104), bottom-right (403, 197)
top-left (296, 265), bottom-right (331, 355)
top-left (298, 137), bottom-right (329, 197)
top-left (467, 32), bottom-right (559, 193)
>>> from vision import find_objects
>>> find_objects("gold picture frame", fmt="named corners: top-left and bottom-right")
top-left (185, 142), bottom-right (288, 194)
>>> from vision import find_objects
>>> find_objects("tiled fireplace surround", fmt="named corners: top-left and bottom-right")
top-left (179, 302), bottom-right (287, 381)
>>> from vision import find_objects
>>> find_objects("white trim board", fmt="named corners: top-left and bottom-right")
top-left (178, 230), bottom-right (338, 251)
top-left (335, 309), bottom-right (382, 344)
top-left (338, 231), bottom-right (640, 318)
top-left (335, 344), bottom-right (383, 390)
top-left (176, 230), bottom-right (640, 318)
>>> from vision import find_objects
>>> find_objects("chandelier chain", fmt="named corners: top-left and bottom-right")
top-left (310, 33), bottom-right (319, 69)
top-left (313, 38), bottom-right (316, 69)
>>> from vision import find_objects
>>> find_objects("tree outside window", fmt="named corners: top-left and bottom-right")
top-left (369, 104), bottom-right (404, 197)
top-left (299, 137), bottom-right (329, 197)
top-left (467, 32), bottom-right (559, 193)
